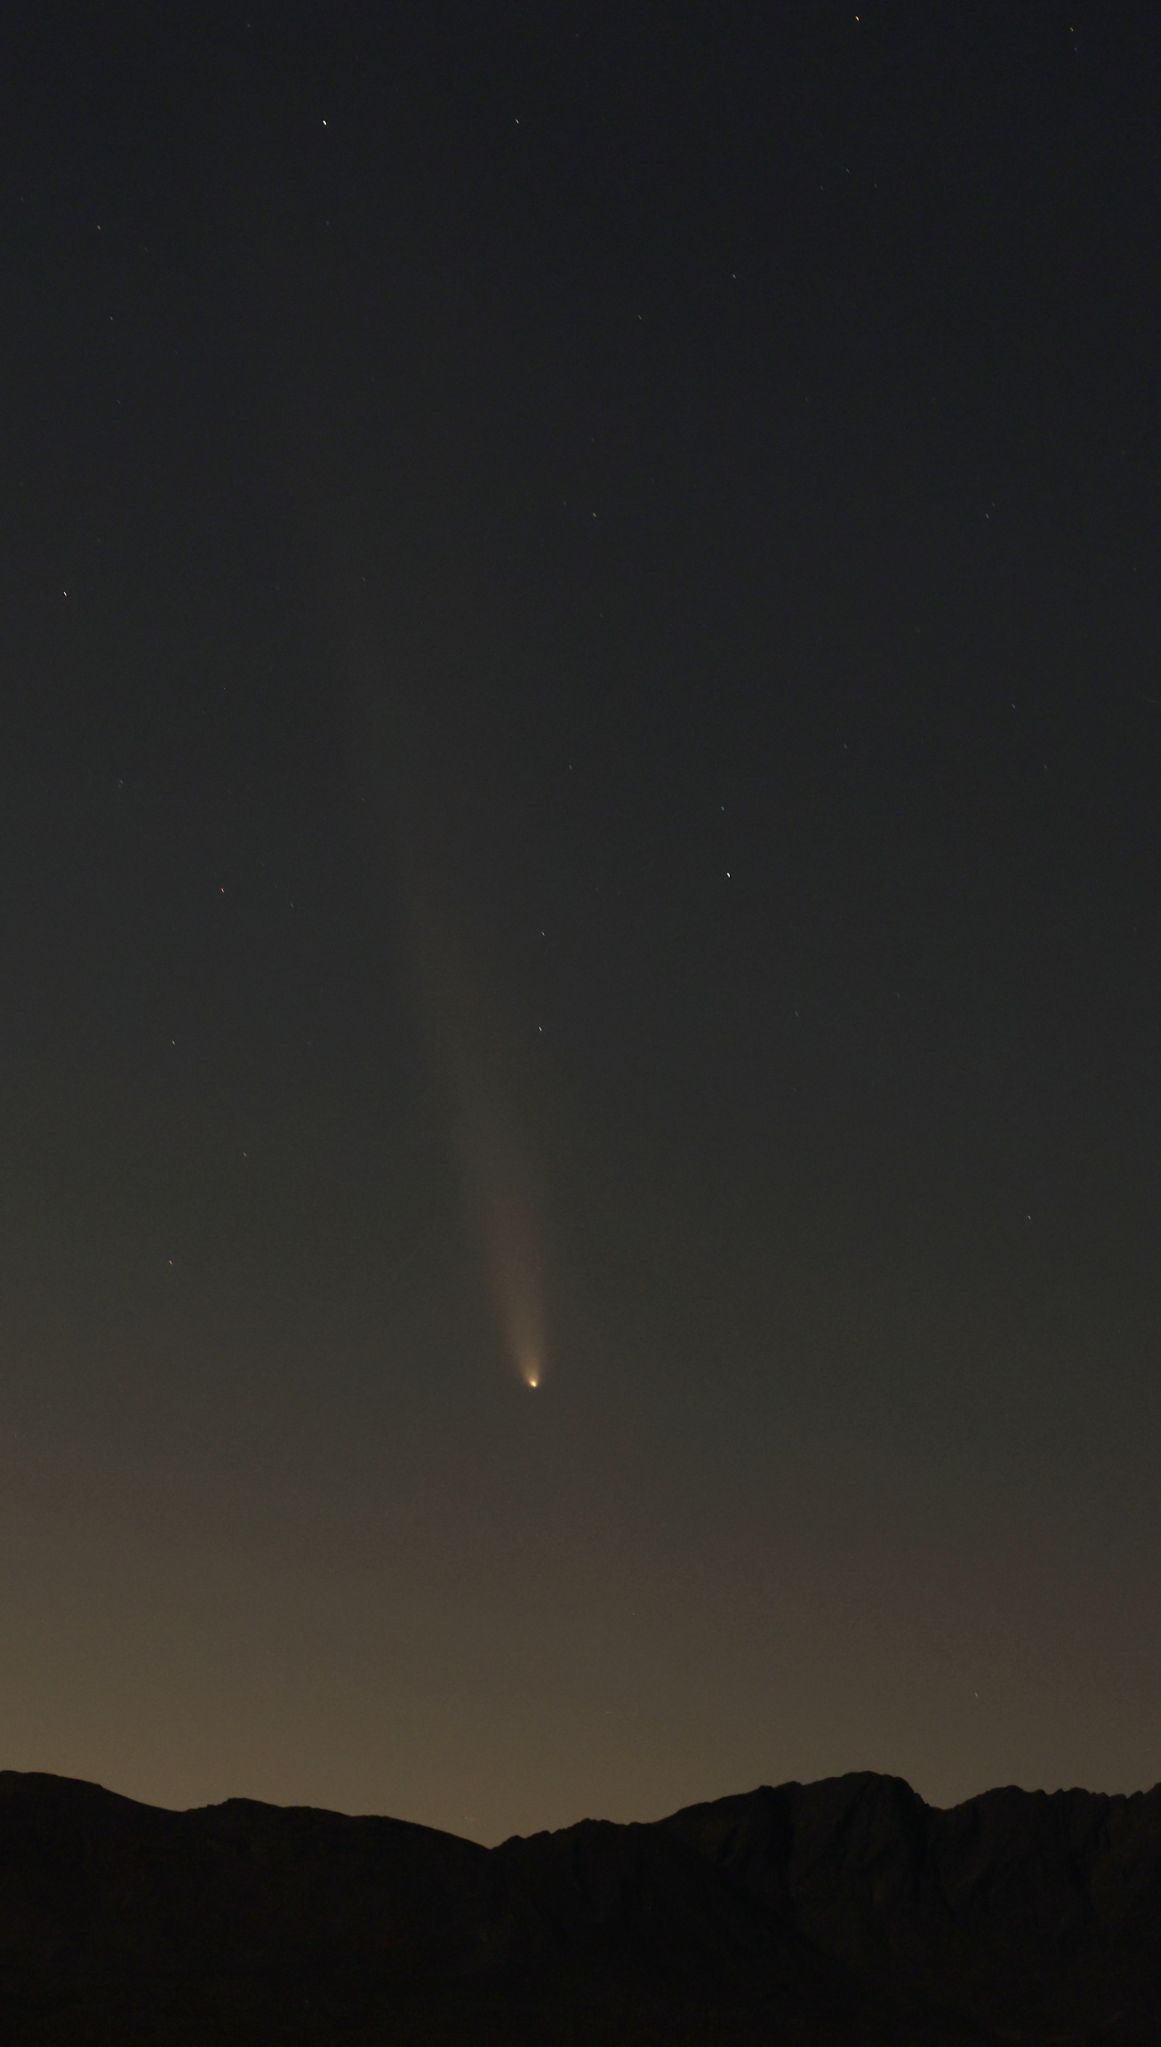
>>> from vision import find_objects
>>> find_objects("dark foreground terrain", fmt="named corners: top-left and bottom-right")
top-left (2, 1768), bottom-right (1159, 2044)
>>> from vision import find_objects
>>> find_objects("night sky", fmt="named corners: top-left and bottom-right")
top-left (6, 1), bottom-right (1161, 1846)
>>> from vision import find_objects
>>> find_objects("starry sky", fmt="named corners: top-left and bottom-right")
top-left (5, 1), bottom-right (1161, 1845)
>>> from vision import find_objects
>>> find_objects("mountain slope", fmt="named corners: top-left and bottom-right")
top-left (1, 1767), bottom-right (1159, 2043)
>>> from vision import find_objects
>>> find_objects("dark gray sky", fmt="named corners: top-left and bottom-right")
top-left (4, 0), bottom-right (1160, 1843)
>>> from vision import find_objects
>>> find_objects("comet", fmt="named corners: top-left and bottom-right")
top-left (334, 585), bottom-right (548, 1394)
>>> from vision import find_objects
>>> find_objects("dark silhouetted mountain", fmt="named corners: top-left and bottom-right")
top-left (2, 1767), bottom-right (1160, 2043)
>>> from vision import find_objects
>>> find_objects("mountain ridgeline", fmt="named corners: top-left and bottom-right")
top-left (1, 1767), bottom-right (1159, 2043)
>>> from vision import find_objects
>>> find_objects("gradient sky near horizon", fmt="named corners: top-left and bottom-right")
top-left (5, 0), bottom-right (1161, 1846)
